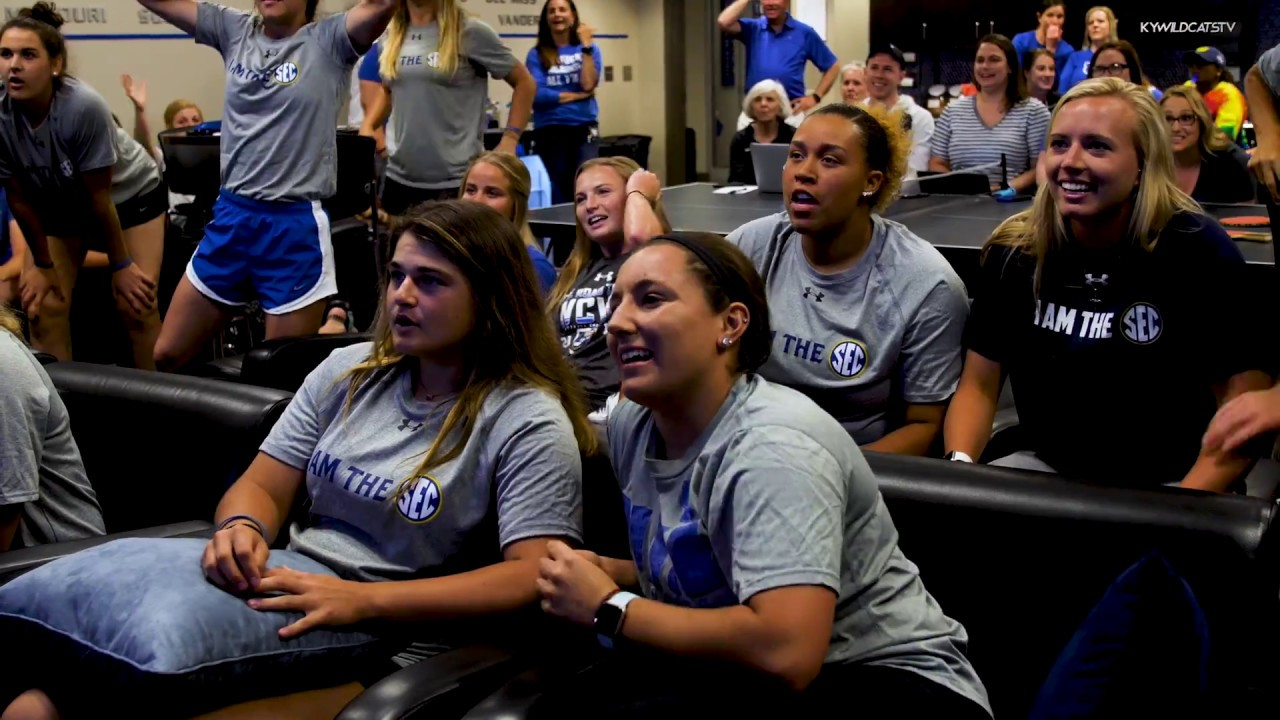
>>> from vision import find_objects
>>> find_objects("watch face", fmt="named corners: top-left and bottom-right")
top-left (594, 602), bottom-right (624, 638)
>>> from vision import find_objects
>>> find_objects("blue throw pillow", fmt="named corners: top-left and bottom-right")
top-left (0, 537), bottom-right (381, 714)
top-left (1028, 550), bottom-right (1210, 720)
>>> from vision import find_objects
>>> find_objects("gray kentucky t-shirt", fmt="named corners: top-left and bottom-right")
top-left (727, 212), bottom-right (969, 443)
top-left (110, 126), bottom-right (162, 207)
top-left (557, 254), bottom-right (626, 411)
top-left (260, 343), bottom-right (583, 582)
top-left (608, 374), bottom-right (989, 713)
top-left (195, 3), bottom-right (359, 201)
top-left (383, 19), bottom-right (517, 189)
top-left (1259, 43), bottom-right (1280, 95)
top-left (0, 331), bottom-right (105, 548)
top-left (0, 77), bottom-right (116, 219)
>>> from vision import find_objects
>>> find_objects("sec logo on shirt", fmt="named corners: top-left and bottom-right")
top-left (397, 476), bottom-right (442, 523)
top-left (1121, 303), bottom-right (1162, 345)
top-left (829, 339), bottom-right (868, 378)
top-left (274, 62), bottom-right (300, 85)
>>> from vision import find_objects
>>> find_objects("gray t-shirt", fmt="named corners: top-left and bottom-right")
top-left (1259, 43), bottom-right (1280, 95)
top-left (727, 212), bottom-right (969, 443)
top-left (195, 3), bottom-right (359, 201)
top-left (0, 77), bottom-right (117, 219)
top-left (608, 374), bottom-right (989, 713)
top-left (260, 343), bottom-right (583, 582)
top-left (557, 254), bottom-right (626, 411)
top-left (110, 126), bottom-right (163, 206)
top-left (0, 331), bottom-right (105, 548)
top-left (384, 19), bottom-right (517, 189)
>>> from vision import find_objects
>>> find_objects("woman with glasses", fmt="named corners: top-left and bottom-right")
top-left (1088, 40), bottom-right (1162, 100)
top-left (1162, 86), bottom-right (1256, 203)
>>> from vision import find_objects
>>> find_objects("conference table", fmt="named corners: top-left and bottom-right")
top-left (529, 183), bottom-right (1278, 276)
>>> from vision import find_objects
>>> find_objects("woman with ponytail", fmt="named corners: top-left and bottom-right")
top-left (0, 3), bottom-right (169, 368)
top-left (360, 0), bottom-right (537, 215)
top-left (137, 0), bottom-right (396, 372)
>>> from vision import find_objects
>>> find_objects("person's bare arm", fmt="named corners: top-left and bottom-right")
top-left (1181, 370), bottom-right (1274, 493)
top-left (1244, 63), bottom-right (1280, 201)
top-left (135, 0), bottom-right (198, 34)
top-left (864, 403), bottom-right (946, 456)
top-left (717, 0), bottom-right (751, 34)
top-left (496, 64), bottom-right (536, 154)
top-left (345, 0), bottom-right (397, 53)
top-left (814, 62), bottom-right (840, 100)
top-left (943, 351), bottom-right (1003, 461)
top-left (929, 156), bottom-right (951, 173)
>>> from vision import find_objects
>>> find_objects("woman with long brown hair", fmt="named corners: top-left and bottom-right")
top-left (0, 201), bottom-right (594, 719)
top-left (527, 0), bottom-right (601, 205)
top-left (548, 156), bottom-right (669, 413)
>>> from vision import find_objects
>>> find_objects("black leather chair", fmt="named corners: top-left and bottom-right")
top-left (438, 455), bottom-right (1280, 720)
top-left (869, 453), bottom-right (1280, 719)
top-left (202, 332), bottom-right (374, 392)
top-left (0, 363), bottom-right (293, 583)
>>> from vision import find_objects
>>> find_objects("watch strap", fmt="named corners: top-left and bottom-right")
top-left (595, 591), bottom-right (640, 648)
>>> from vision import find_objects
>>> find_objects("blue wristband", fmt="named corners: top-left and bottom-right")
top-left (503, 125), bottom-right (523, 137)
top-left (110, 257), bottom-right (133, 273)
top-left (216, 514), bottom-right (267, 538)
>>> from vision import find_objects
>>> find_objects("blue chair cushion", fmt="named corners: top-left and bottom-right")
top-left (0, 537), bottom-right (381, 713)
top-left (1028, 550), bottom-right (1210, 719)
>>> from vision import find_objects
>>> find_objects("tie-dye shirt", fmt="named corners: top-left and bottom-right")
top-left (1185, 79), bottom-right (1248, 142)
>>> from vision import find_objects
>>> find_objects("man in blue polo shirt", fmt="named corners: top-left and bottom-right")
top-left (719, 0), bottom-right (840, 129)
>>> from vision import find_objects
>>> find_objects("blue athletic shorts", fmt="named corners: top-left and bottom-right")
top-left (186, 191), bottom-right (337, 315)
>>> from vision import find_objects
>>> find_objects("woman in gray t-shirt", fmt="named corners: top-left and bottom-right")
top-left (360, 0), bottom-right (536, 215)
top-left (0, 201), bottom-right (593, 718)
top-left (536, 233), bottom-right (991, 718)
top-left (0, 5), bottom-right (167, 369)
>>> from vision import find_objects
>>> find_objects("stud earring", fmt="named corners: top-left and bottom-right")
top-left (720, 337), bottom-right (733, 347)
top-left (861, 190), bottom-right (873, 197)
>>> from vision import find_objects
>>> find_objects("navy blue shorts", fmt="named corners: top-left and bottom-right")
top-left (186, 191), bottom-right (336, 314)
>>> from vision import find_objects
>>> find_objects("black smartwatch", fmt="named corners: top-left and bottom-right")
top-left (593, 590), bottom-right (639, 648)
top-left (811, 92), bottom-right (822, 103)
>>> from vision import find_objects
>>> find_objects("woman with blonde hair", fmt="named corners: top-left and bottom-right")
top-left (0, 201), bottom-right (593, 719)
top-left (550, 156), bottom-right (669, 412)
top-left (360, 0), bottom-right (536, 215)
top-left (943, 78), bottom-right (1272, 492)
top-left (1161, 85), bottom-right (1256, 203)
top-left (1058, 6), bottom-right (1117, 93)
top-left (460, 151), bottom-right (557, 292)
top-left (728, 79), bottom-right (795, 185)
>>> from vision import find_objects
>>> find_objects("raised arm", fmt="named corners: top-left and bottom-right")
top-left (579, 26), bottom-right (599, 92)
top-left (717, 0), bottom-right (752, 34)
top-left (135, 0), bottom-right (198, 35)
top-left (1245, 60), bottom-right (1280, 201)
top-left (345, 0), bottom-right (397, 54)
top-left (623, 170), bottom-right (668, 250)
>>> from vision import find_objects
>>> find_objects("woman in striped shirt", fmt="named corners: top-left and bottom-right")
top-left (929, 34), bottom-right (1051, 193)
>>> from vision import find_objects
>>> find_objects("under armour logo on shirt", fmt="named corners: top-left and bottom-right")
top-left (397, 418), bottom-right (424, 432)
top-left (1084, 273), bottom-right (1110, 287)
top-left (803, 287), bottom-right (824, 302)
top-left (594, 271), bottom-right (616, 283)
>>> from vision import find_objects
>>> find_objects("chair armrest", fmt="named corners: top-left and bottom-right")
top-left (336, 644), bottom-right (526, 720)
top-left (460, 659), bottom-right (599, 720)
top-left (0, 521), bottom-right (213, 585)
